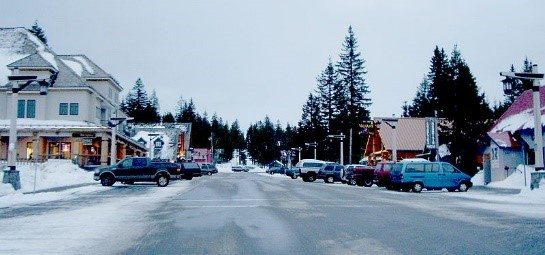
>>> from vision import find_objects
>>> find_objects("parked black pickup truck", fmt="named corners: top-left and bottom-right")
top-left (93, 157), bottom-right (181, 187)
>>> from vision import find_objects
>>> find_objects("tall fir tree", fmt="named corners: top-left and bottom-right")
top-left (316, 59), bottom-right (339, 132)
top-left (404, 45), bottom-right (494, 174)
top-left (121, 78), bottom-right (150, 122)
top-left (335, 26), bottom-right (371, 163)
top-left (406, 76), bottom-right (433, 117)
top-left (447, 46), bottom-right (493, 173)
top-left (29, 20), bottom-right (47, 45)
top-left (336, 26), bottom-right (371, 126)
top-left (427, 46), bottom-right (451, 116)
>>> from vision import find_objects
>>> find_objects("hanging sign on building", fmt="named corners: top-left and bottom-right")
top-left (425, 117), bottom-right (436, 149)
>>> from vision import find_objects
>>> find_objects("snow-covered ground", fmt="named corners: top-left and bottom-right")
top-left (456, 164), bottom-right (545, 218)
top-left (1, 159), bottom-right (95, 196)
top-left (0, 181), bottom-right (192, 254)
top-left (216, 161), bottom-right (266, 173)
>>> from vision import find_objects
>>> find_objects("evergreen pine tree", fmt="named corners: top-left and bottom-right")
top-left (405, 77), bottom-right (433, 117)
top-left (29, 20), bottom-right (47, 45)
top-left (335, 26), bottom-right (371, 163)
top-left (447, 46), bottom-right (493, 174)
top-left (336, 26), bottom-right (371, 126)
top-left (122, 78), bottom-right (150, 122)
top-left (162, 112), bottom-right (175, 123)
top-left (316, 59), bottom-right (338, 132)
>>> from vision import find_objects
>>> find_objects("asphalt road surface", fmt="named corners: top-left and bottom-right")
top-left (1, 172), bottom-right (544, 255)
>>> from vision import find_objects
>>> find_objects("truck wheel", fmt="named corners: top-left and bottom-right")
top-left (157, 175), bottom-right (169, 187)
top-left (458, 182), bottom-right (469, 192)
top-left (348, 179), bottom-right (357, 186)
top-left (356, 179), bottom-right (364, 187)
top-left (185, 175), bottom-right (193, 180)
top-left (291, 175), bottom-right (297, 179)
top-left (363, 179), bottom-right (373, 187)
top-left (207, 172), bottom-right (213, 176)
top-left (325, 176), bottom-right (334, 183)
top-left (100, 175), bottom-right (115, 186)
top-left (307, 175), bottom-right (316, 182)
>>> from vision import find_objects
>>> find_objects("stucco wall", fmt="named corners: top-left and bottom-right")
top-left (490, 143), bottom-right (524, 182)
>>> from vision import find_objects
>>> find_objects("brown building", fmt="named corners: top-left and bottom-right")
top-left (364, 117), bottom-right (429, 162)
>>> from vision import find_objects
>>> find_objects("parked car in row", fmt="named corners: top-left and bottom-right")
top-left (232, 165), bottom-right (249, 172)
top-left (94, 157), bottom-right (182, 187)
top-left (374, 161), bottom-right (394, 187)
top-left (199, 163), bottom-right (218, 176)
top-left (267, 166), bottom-right (286, 175)
top-left (317, 163), bottom-right (345, 183)
top-left (344, 164), bottom-right (375, 187)
top-left (285, 167), bottom-right (300, 179)
top-left (180, 162), bottom-right (202, 180)
top-left (298, 159), bottom-right (327, 182)
top-left (388, 159), bottom-right (473, 193)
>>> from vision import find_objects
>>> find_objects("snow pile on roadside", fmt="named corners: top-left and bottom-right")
top-left (0, 159), bottom-right (94, 196)
top-left (216, 162), bottom-right (265, 173)
top-left (488, 165), bottom-right (536, 189)
top-left (471, 170), bottom-right (484, 186)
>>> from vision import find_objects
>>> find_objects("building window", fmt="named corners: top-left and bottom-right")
top-left (59, 103), bottom-right (68, 115)
top-left (26, 100), bottom-right (36, 118)
top-left (17, 100), bottom-right (36, 118)
top-left (17, 100), bottom-right (25, 118)
top-left (96, 107), bottom-right (101, 119)
top-left (69, 103), bottom-right (79, 115)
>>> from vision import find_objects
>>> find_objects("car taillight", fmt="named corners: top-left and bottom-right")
top-left (177, 167), bottom-right (181, 172)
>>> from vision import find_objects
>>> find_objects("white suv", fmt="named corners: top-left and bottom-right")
top-left (296, 159), bottom-right (327, 182)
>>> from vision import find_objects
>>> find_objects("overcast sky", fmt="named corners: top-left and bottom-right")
top-left (2, 0), bottom-right (545, 130)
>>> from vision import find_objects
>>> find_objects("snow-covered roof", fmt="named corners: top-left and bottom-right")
top-left (487, 131), bottom-right (519, 148)
top-left (0, 119), bottom-right (109, 131)
top-left (57, 55), bottom-right (115, 81)
top-left (490, 87), bottom-right (545, 133)
top-left (0, 27), bottom-right (121, 92)
top-left (132, 130), bottom-right (174, 159)
top-left (0, 27), bottom-right (45, 87)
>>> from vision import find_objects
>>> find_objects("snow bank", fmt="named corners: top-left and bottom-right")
top-left (471, 170), bottom-right (485, 186)
top-left (487, 164), bottom-right (536, 189)
top-left (216, 162), bottom-right (265, 173)
top-left (0, 159), bottom-right (94, 196)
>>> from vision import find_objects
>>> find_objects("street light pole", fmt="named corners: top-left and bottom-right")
top-left (501, 64), bottom-right (545, 189)
top-left (147, 133), bottom-right (160, 159)
top-left (501, 64), bottom-right (544, 171)
top-left (108, 116), bottom-right (133, 165)
top-left (3, 71), bottom-right (58, 190)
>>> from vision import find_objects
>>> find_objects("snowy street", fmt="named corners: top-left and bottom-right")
top-left (1, 172), bottom-right (544, 254)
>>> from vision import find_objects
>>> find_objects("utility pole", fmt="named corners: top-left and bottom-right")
top-left (349, 128), bottom-right (353, 164)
